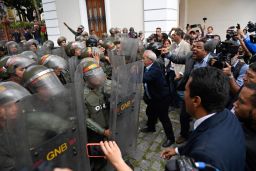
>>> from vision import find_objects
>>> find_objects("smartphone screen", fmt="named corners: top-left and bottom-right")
top-left (86, 143), bottom-right (105, 158)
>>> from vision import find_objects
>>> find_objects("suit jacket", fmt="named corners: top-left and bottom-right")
top-left (170, 40), bottom-right (191, 75)
top-left (165, 51), bottom-right (212, 91)
top-left (178, 109), bottom-right (245, 171)
top-left (143, 62), bottom-right (170, 102)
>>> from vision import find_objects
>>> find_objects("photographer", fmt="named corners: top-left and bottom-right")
top-left (220, 41), bottom-right (249, 109)
top-left (236, 29), bottom-right (253, 64)
top-left (243, 22), bottom-right (256, 54)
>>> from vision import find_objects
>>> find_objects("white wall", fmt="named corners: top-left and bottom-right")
top-left (42, 0), bottom-right (89, 45)
top-left (143, 0), bottom-right (179, 38)
top-left (186, 0), bottom-right (256, 40)
top-left (106, 0), bottom-right (144, 32)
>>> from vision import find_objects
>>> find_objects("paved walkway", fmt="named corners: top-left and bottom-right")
top-left (129, 101), bottom-right (181, 171)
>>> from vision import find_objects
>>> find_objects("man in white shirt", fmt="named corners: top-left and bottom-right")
top-left (169, 28), bottom-right (191, 80)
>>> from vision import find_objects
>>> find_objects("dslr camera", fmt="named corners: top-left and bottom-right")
top-left (247, 21), bottom-right (256, 43)
top-left (209, 41), bottom-right (239, 69)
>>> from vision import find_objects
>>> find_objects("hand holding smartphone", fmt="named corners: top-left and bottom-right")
top-left (86, 143), bottom-right (105, 158)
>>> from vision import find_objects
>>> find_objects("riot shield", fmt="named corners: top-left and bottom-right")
top-left (109, 60), bottom-right (144, 157)
top-left (68, 56), bottom-right (81, 82)
top-left (119, 38), bottom-right (139, 63)
top-left (20, 50), bottom-right (39, 63)
top-left (108, 52), bottom-right (126, 69)
top-left (52, 47), bottom-right (69, 61)
top-left (2, 84), bottom-right (90, 171)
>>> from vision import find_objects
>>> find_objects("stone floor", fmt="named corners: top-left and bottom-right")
top-left (128, 101), bottom-right (181, 171)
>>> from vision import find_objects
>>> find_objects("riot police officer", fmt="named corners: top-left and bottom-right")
top-left (6, 41), bottom-right (20, 55)
top-left (23, 65), bottom-right (65, 96)
top-left (5, 55), bottom-right (36, 84)
top-left (40, 54), bottom-right (70, 84)
top-left (77, 58), bottom-right (110, 171)
top-left (57, 36), bottom-right (67, 47)
top-left (0, 81), bottom-right (31, 171)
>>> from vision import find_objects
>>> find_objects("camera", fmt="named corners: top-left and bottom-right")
top-left (247, 21), bottom-right (256, 32)
top-left (250, 35), bottom-right (256, 43)
top-left (246, 21), bottom-right (256, 44)
top-left (226, 24), bottom-right (240, 40)
top-left (209, 41), bottom-right (239, 69)
top-left (203, 17), bottom-right (207, 22)
top-left (190, 24), bottom-right (200, 29)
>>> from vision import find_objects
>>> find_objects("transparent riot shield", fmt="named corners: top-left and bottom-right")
top-left (68, 56), bottom-right (81, 82)
top-left (109, 60), bottom-right (144, 158)
top-left (108, 50), bottom-right (126, 69)
top-left (52, 47), bottom-right (69, 61)
top-left (20, 50), bottom-right (39, 63)
top-left (119, 38), bottom-right (139, 63)
top-left (2, 84), bottom-right (90, 171)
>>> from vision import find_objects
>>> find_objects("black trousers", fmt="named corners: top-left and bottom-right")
top-left (146, 98), bottom-right (175, 140)
top-left (180, 101), bottom-right (191, 138)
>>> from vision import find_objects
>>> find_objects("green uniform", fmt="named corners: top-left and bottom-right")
top-left (84, 85), bottom-right (109, 139)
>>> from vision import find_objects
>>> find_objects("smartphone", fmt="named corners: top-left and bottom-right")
top-left (86, 143), bottom-right (105, 158)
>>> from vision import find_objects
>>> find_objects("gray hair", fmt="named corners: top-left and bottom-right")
top-left (144, 50), bottom-right (157, 61)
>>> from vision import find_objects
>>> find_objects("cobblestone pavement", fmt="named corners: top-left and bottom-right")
top-left (129, 101), bottom-right (181, 171)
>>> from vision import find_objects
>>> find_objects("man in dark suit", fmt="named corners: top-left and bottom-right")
top-left (141, 50), bottom-right (175, 147)
top-left (163, 39), bottom-right (214, 144)
top-left (161, 67), bottom-right (245, 171)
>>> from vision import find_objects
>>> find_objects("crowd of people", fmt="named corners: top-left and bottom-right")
top-left (10, 20), bottom-right (48, 45)
top-left (0, 20), bottom-right (256, 171)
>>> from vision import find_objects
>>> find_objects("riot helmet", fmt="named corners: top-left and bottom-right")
top-left (80, 58), bottom-right (106, 88)
top-left (25, 39), bottom-right (39, 52)
top-left (86, 37), bottom-right (98, 47)
top-left (6, 41), bottom-right (19, 55)
top-left (23, 65), bottom-right (65, 96)
top-left (0, 81), bottom-right (31, 106)
top-left (57, 36), bottom-right (67, 47)
top-left (20, 50), bottom-right (38, 62)
top-left (69, 41), bottom-right (85, 57)
top-left (6, 55), bottom-right (36, 78)
top-left (43, 40), bottom-right (54, 50)
top-left (109, 27), bottom-right (116, 35)
top-left (77, 25), bottom-right (84, 33)
top-left (39, 54), bottom-right (68, 76)
top-left (0, 82), bottom-right (31, 122)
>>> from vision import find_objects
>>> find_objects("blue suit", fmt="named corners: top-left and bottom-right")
top-left (143, 62), bottom-right (174, 140)
top-left (143, 62), bottom-right (170, 101)
top-left (178, 109), bottom-right (245, 171)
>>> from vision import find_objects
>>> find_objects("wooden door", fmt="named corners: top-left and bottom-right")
top-left (86, 0), bottom-right (107, 37)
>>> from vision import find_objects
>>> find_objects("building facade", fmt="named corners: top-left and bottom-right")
top-left (42, 0), bottom-right (256, 44)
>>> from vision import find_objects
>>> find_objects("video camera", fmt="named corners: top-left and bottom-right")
top-left (226, 24), bottom-right (240, 40)
top-left (247, 21), bottom-right (256, 43)
top-left (209, 41), bottom-right (239, 69)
